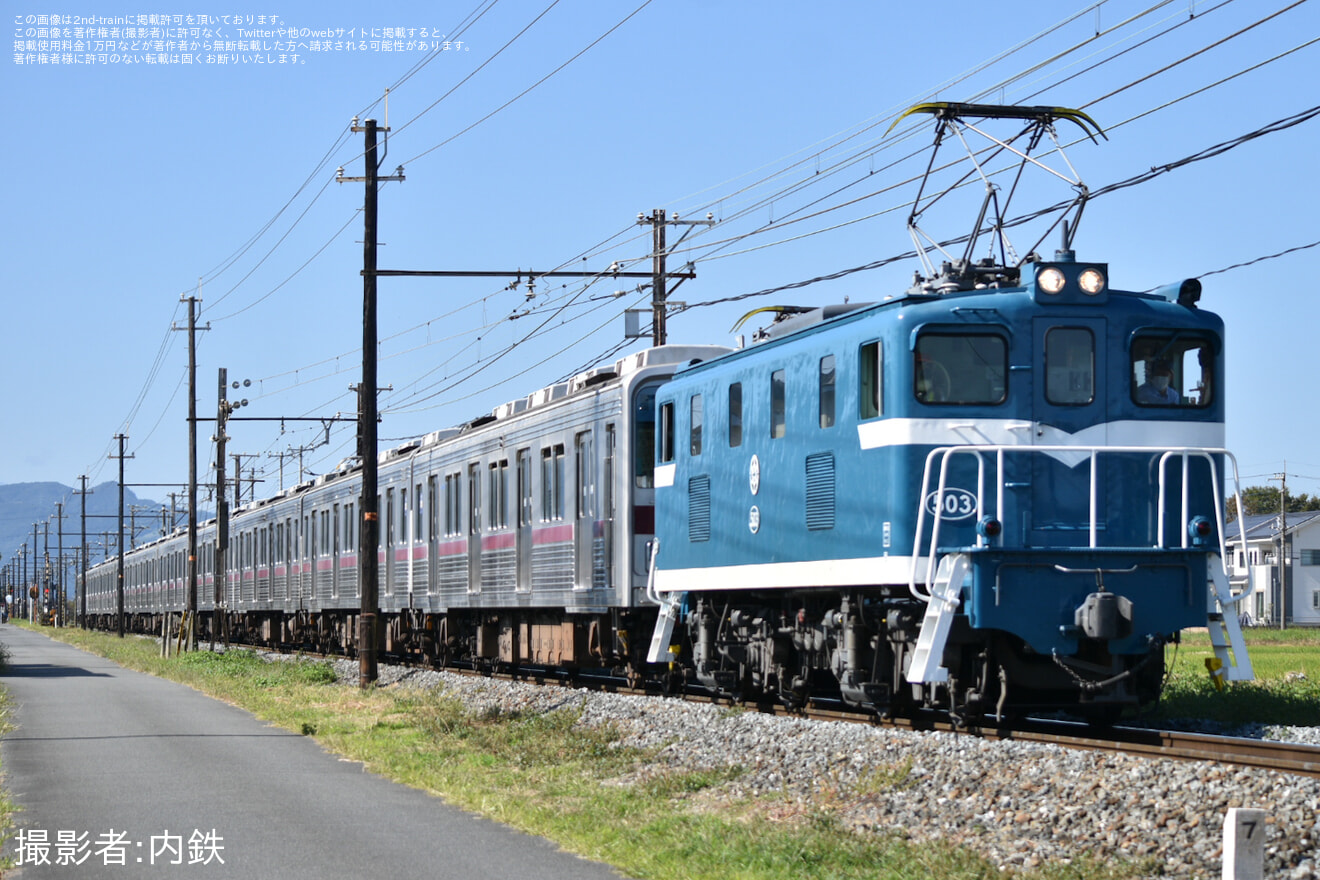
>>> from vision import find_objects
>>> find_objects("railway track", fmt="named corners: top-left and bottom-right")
top-left (260, 641), bottom-right (1320, 781)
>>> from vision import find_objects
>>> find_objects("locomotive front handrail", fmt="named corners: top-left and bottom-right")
top-left (910, 444), bottom-right (1255, 609)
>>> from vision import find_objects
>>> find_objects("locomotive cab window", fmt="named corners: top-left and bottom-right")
top-left (1045, 327), bottom-right (1095, 405)
top-left (1131, 334), bottom-right (1213, 408)
top-left (859, 341), bottom-right (882, 419)
top-left (770, 369), bottom-right (786, 438)
top-left (728, 382), bottom-right (743, 447)
top-left (690, 394), bottom-right (703, 455)
top-left (913, 332), bottom-right (1007, 404)
top-left (818, 355), bottom-right (836, 428)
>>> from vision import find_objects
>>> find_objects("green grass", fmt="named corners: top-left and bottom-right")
top-left (5, 622), bottom-right (1319, 879)
top-left (0, 686), bottom-right (17, 875)
top-left (1150, 628), bottom-right (1320, 726)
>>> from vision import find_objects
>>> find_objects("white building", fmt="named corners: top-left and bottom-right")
top-left (1224, 509), bottom-right (1320, 627)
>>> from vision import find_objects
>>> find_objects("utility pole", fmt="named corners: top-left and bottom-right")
top-left (1270, 466), bottom-right (1288, 630)
top-left (636, 208), bottom-right (714, 346)
top-left (214, 369), bottom-right (232, 649)
top-left (111, 434), bottom-right (132, 636)
top-left (339, 116), bottom-right (402, 688)
top-left (32, 523), bottom-right (39, 622)
top-left (231, 454), bottom-right (262, 506)
top-left (359, 117), bottom-right (389, 687)
top-left (76, 475), bottom-right (90, 627)
top-left (55, 502), bottom-right (64, 626)
top-left (174, 290), bottom-right (209, 651)
top-left (42, 520), bottom-right (50, 618)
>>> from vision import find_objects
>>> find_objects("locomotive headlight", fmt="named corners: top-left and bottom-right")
top-left (1078, 268), bottom-right (1106, 295)
top-left (1037, 267), bottom-right (1066, 294)
top-left (1188, 516), bottom-right (1214, 548)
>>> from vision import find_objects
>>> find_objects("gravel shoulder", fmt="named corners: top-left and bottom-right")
top-left (322, 658), bottom-right (1320, 879)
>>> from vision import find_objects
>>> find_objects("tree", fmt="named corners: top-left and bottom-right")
top-left (1226, 485), bottom-right (1320, 522)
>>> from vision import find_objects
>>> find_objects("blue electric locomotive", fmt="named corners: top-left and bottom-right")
top-left (647, 252), bottom-right (1254, 721)
top-left (645, 104), bottom-right (1255, 722)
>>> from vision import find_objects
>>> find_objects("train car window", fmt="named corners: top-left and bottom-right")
top-left (604, 425), bottom-right (616, 523)
top-left (415, 482), bottom-right (425, 539)
top-left (517, 451), bottom-right (533, 528)
top-left (540, 446), bottom-right (565, 522)
top-left (633, 384), bottom-right (659, 488)
top-left (770, 369), bottom-right (786, 438)
top-left (488, 460), bottom-right (509, 529)
top-left (728, 382), bottom-right (743, 447)
top-left (322, 509), bottom-right (332, 555)
top-left (690, 394), bottom-right (704, 455)
top-left (819, 355), bottom-right (836, 428)
top-left (1131, 334), bottom-right (1213, 408)
top-left (468, 465), bottom-right (482, 536)
top-left (1045, 327), bottom-right (1095, 405)
top-left (658, 401), bottom-right (676, 464)
top-left (386, 489), bottom-right (396, 547)
top-left (401, 488), bottom-right (409, 543)
top-left (428, 476), bottom-right (439, 542)
top-left (913, 333), bottom-right (1007, 405)
top-left (859, 341), bottom-right (882, 419)
top-left (444, 473), bottom-right (460, 536)
top-left (343, 505), bottom-right (354, 553)
top-left (576, 432), bottom-right (595, 520)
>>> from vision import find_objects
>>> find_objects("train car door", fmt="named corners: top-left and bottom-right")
top-left (467, 463), bottom-right (482, 593)
top-left (332, 504), bottom-right (341, 598)
top-left (1029, 317), bottom-right (1107, 545)
top-left (516, 449), bottom-right (533, 592)
top-left (601, 423), bottom-right (616, 592)
top-left (385, 489), bottom-right (396, 597)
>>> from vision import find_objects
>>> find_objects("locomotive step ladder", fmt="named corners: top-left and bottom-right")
top-left (646, 591), bottom-right (685, 664)
top-left (1206, 560), bottom-right (1254, 683)
top-left (906, 553), bottom-right (970, 684)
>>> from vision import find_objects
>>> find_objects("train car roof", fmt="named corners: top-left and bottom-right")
top-left (272, 343), bottom-right (733, 497)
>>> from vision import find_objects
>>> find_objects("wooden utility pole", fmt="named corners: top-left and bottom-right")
top-left (76, 475), bottom-right (90, 627)
top-left (636, 209), bottom-right (714, 346)
top-left (174, 292), bottom-right (208, 651)
top-left (214, 369), bottom-right (232, 649)
top-left (338, 117), bottom-right (402, 687)
top-left (55, 503), bottom-right (64, 625)
top-left (110, 433), bottom-right (133, 637)
top-left (1271, 466), bottom-right (1288, 629)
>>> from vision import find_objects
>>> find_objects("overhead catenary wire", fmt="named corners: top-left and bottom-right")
top-left (56, 1), bottom-right (1320, 501)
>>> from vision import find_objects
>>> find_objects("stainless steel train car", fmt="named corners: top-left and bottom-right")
top-left (87, 344), bottom-right (729, 678)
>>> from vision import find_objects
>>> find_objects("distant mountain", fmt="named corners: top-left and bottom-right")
top-left (0, 481), bottom-right (191, 579)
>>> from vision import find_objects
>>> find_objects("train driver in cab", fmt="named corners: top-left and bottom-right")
top-left (1136, 359), bottom-right (1180, 406)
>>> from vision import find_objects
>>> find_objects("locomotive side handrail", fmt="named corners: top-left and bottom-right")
top-left (909, 444), bottom-right (1255, 609)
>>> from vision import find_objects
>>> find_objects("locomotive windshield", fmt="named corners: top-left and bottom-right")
top-left (1045, 327), bottom-right (1095, 406)
top-left (913, 332), bottom-right (1007, 404)
top-left (1130, 334), bottom-right (1214, 408)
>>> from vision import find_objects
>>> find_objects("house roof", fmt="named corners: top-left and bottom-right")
top-left (1226, 509), bottom-right (1320, 544)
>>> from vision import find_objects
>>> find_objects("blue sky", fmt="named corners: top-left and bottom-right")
top-left (5, 0), bottom-right (1319, 515)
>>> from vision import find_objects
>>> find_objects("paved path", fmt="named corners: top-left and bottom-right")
top-left (0, 626), bottom-right (627, 879)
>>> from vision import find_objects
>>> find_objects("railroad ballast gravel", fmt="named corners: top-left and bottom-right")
top-left (322, 659), bottom-right (1318, 879)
